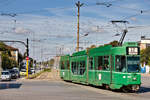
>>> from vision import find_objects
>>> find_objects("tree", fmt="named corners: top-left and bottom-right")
top-left (140, 47), bottom-right (150, 66)
top-left (0, 42), bottom-right (7, 51)
top-left (11, 59), bottom-right (18, 68)
top-left (18, 52), bottom-right (23, 63)
top-left (49, 59), bottom-right (55, 67)
top-left (29, 58), bottom-right (33, 68)
top-left (1, 52), bottom-right (12, 69)
top-left (104, 40), bottom-right (119, 47)
top-left (90, 45), bottom-right (96, 49)
top-left (109, 40), bottom-right (119, 47)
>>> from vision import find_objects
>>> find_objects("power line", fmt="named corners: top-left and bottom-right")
top-left (83, 0), bottom-right (150, 21)
top-left (0, 6), bottom-right (75, 16)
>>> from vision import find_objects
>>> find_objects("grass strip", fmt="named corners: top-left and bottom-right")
top-left (28, 68), bottom-right (51, 79)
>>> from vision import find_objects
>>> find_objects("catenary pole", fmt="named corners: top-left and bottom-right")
top-left (76, 1), bottom-right (83, 51)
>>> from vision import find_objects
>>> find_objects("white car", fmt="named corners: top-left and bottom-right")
top-left (31, 68), bottom-right (35, 74)
top-left (1, 71), bottom-right (11, 81)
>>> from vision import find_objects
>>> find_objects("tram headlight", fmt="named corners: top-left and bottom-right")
top-left (133, 77), bottom-right (136, 80)
top-left (123, 76), bottom-right (126, 78)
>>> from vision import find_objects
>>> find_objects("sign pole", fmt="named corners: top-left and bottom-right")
top-left (26, 38), bottom-right (29, 79)
top-left (26, 57), bottom-right (29, 79)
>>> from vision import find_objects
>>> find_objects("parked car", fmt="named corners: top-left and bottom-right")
top-left (1, 71), bottom-right (11, 81)
top-left (13, 68), bottom-right (20, 78)
top-left (9, 69), bottom-right (17, 79)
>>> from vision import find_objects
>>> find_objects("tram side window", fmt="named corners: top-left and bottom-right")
top-left (60, 61), bottom-right (65, 69)
top-left (97, 56), bottom-right (103, 70)
top-left (80, 61), bottom-right (86, 75)
top-left (71, 62), bottom-right (73, 72)
top-left (76, 62), bottom-right (80, 75)
top-left (89, 57), bottom-right (93, 70)
top-left (67, 61), bottom-right (70, 69)
top-left (115, 56), bottom-right (126, 72)
top-left (71, 62), bottom-right (77, 74)
top-left (103, 56), bottom-right (109, 70)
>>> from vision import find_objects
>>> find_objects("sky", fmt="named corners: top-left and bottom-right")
top-left (0, 0), bottom-right (150, 61)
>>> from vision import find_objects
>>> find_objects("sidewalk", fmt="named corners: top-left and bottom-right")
top-left (141, 73), bottom-right (150, 76)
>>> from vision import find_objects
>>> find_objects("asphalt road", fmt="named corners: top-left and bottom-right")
top-left (0, 75), bottom-right (150, 100)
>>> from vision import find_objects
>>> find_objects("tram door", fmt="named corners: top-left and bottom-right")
top-left (88, 57), bottom-right (96, 83)
top-left (110, 56), bottom-right (113, 84)
top-left (95, 56), bottom-right (112, 84)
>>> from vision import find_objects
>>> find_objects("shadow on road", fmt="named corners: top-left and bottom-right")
top-left (0, 83), bottom-right (22, 90)
top-left (137, 86), bottom-right (150, 93)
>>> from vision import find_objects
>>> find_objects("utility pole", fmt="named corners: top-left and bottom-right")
top-left (27, 38), bottom-right (29, 57)
top-left (76, 1), bottom-right (84, 52)
top-left (26, 38), bottom-right (29, 79)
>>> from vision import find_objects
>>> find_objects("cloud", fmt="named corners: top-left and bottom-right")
top-left (14, 27), bottom-right (31, 34)
top-left (90, 26), bottom-right (106, 33)
top-left (0, 0), bottom-right (150, 61)
top-left (130, 17), bottom-right (137, 21)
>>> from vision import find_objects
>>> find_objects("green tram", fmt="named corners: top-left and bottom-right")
top-left (59, 42), bottom-right (141, 92)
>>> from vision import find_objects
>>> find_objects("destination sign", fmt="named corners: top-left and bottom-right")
top-left (127, 47), bottom-right (139, 55)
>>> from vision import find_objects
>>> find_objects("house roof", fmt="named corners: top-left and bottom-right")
top-left (5, 45), bottom-right (19, 51)
top-left (0, 42), bottom-right (19, 51)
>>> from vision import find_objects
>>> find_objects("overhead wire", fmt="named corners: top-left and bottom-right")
top-left (121, 8), bottom-right (150, 20)
top-left (82, 0), bottom-right (150, 21)
top-left (1, 0), bottom-right (150, 47)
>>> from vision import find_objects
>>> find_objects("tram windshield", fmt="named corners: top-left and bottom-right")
top-left (127, 56), bottom-right (140, 73)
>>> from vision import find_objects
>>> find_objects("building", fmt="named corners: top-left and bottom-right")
top-left (139, 36), bottom-right (150, 50)
top-left (5, 45), bottom-right (19, 62)
top-left (0, 44), bottom-right (19, 63)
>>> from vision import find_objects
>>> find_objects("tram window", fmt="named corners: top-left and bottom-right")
top-left (80, 61), bottom-right (85, 75)
top-left (71, 62), bottom-right (74, 73)
top-left (115, 56), bottom-right (126, 72)
top-left (103, 56), bottom-right (109, 70)
top-left (71, 62), bottom-right (77, 74)
top-left (127, 56), bottom-right (140, 72)
top-left (72, 61), bottom-right (85, 75)
top-left (97, 56), bottom-right (103, 70)
top-left (67, 61), bottom-right (70, 69)
top-left (60, 61), bottom-right (65, 69)
top-left (89, 57), bottom-right (93, 70)
top-left (77, 62), bottom-right (80, 75)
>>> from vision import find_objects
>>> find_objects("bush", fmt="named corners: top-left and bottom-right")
top-left (43, 68), bottom-right (51, 72)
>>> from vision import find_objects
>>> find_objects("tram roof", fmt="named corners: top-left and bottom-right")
top-left (67, 42), bottom-right (138, 57)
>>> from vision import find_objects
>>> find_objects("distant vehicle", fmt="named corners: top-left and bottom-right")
top-left (28, 69), bottom-right (32, 74)
top-left (9, 69), bottom-right (17, 79)
top-left (1, 71), bottom-right (11, 81)
top-left (20, 69), bottom-right (32, 75)
top-left (13, 67), bottom-right (19, 71)
top-left (31, 68), bottom-right (35, 74)
top-left (13, 67), bottom-right (20, 78)
top-left (20, 69), bottom-right (26, 76)
top-left (14, 70), bottom-right (20, 78)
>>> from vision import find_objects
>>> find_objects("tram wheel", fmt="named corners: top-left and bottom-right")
top-left (122, 88), bottom-right (129, 93)
top-left (105, 85), bottom-right (110, 90)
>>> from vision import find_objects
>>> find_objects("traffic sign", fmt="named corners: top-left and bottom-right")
top-left (26, 57), bottom-right (29, 60)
